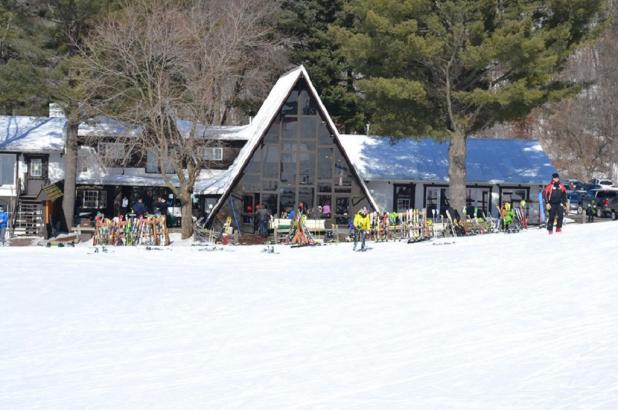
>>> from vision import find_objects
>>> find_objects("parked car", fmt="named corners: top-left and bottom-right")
top-left (566, 190), bottom-right (589, 214)
top-left (583, 189), bottom-right (618, 218)
top-left (564, 179), bottom-right (585, 191)
top-left (589, 178), bottom-right (614, 188)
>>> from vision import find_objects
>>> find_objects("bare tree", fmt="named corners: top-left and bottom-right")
top-left (80, 0), bottom-right (282, 238)
top-left (483, 2), bottom-right (618, 182)
top-left (532, 26), bottom-right (618, 182)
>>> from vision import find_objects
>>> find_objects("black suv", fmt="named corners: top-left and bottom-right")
top-left (588, 190), bottom-right (618, 218)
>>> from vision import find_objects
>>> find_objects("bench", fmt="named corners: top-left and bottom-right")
top-left (71, 226), bottom-right (96, 235)
top-left (270, 218), bottom-right (329, 242)
top-left (70, 226), bottom-right (96, 242)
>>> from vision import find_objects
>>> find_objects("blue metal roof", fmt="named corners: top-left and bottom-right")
top-left (339, 135), bottom-right (556, 185)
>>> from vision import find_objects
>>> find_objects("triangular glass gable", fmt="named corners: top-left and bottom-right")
top-left (212, 77), bottom-right (371, 233)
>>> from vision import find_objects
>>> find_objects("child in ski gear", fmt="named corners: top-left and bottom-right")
top-left (0, 205), bottom-right (7, 246)
top-left (353, 206), bottom-right (370, 251)
top-left (543, 173), bottom-right (567, 233)
top-left (500, 202), bottom-right (514, 231)
top-left (586, 200), bottom-right (596, 223)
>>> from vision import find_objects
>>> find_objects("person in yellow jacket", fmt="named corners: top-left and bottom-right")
top-left (353, 206), bottom-right (370, 251)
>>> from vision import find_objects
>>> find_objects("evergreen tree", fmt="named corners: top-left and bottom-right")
top-left (45, 0), bottom-right (115, 229)
top-left (333, 0), bottom-right (607, 212)
top-left (0, 1), bottom-right (50, 115)
top-left (0, 1), bottom-right (114, 227)
top-left (279, 0), bottom-right (365, 133)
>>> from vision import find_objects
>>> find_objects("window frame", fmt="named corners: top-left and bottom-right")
top-left (97, 142), bottom-right (126, 161)
top-left (0, 153), bottom-right (16, 185)
top-left (82, 189), bottom-right (107, 209)
top-left (30, 158), bottom-right (43, 178)
top-left (201, 146), bottom-right (223, 161)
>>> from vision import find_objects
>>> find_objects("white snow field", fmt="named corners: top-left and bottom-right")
top-left (1, 222), bottom-right (618, 410)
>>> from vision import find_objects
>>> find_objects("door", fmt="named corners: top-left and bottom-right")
top-left (24, 155), bottom-right (48, 196)
top-left (393, 183), bottom-right (415, 212)
top-left (242, 193), bottom-right (260, 232)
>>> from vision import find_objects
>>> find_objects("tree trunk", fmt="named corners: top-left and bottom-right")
top-left (62, 120), bottom-right (78, 230)
top-left (180, 190), bottom-right (194, 239)
top-left (448, 131), bottom-right (467, 216)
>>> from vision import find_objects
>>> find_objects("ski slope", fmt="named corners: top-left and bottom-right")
top-left (1, 222), bottom-right (617, 409)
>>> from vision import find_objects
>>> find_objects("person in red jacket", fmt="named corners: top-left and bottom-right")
top-left (543, 173), bottom-right (567, 234)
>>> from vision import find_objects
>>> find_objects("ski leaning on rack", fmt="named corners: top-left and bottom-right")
top-left (538, 191), bottom-right (547, 228)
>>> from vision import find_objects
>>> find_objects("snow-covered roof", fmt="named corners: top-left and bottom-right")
top-left (202, 66), bottom-right (379, 221)
top-left (0, 116), bottom-right (65, 153)
top-left (78, 169), bottom-right (228, 191)
top-left (176, 120), bottom-right (250, 141)
top-left (198, 67), bottom-right (301, 197)
top-left (339, 134), bottom-right (556, 185)
top-left (0, 115), bottom-right (252, 154)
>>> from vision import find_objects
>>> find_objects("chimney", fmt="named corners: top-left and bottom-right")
top-left (49, 103), bottom-right (65, 118)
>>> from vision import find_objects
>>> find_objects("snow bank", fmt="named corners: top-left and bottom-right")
top-left (1, 223), bottom-right (617, 409)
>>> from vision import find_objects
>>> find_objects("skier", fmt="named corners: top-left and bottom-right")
top-left (543, 173), bottom-right (567, 234)
top-left (0, 204), bottom-right (8, 246)
top-left (353, 206), bottom-right (370, 251)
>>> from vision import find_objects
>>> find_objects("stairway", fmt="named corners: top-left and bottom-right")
top-left (12, 196), bottom-right (43, 237)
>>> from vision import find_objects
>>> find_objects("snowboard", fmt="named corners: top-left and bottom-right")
top-left (538, 191), bottom-right (546, 226)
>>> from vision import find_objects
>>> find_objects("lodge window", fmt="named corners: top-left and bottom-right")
top-left (393, 184), bottom-right (414, 212)
top-left (82, 190), bottom-right (107, 209)
top-left (424, 186), bottom-right (450, 216)
top-left (499, 187), bottom-right (529, 207)
top-left (200, 147), bottom-right (223, 161)
top-left (146, 150), bottom-right (175, 174)
top-left (98, 142), bottom-right (125, 161)
top-left (424, 185), bottom-right (493, 217)
top-left (0, 153), bottom-right (16, 185)
top-left (466, 186), bottom-right (491, 216)
top-left (30, 158), bottom-right (43, 178)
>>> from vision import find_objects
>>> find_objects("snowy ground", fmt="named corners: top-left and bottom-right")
top-left (1, 222), bottom-right (618, 409)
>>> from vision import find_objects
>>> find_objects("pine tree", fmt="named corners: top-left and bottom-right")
top-left (45, 0), bottom-right (115, 229)
top-left (0, 2), bottom-right (50, 115)
top-left (279, 0), bottom-right (365, 133)
top-left (333, 0), bottom-right (608, 212)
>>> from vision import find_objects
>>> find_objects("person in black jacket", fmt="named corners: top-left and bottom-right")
top-left (154, 196), bottom-right (168, 216)
top-left (543, 173), bottom-right (567, 234)
top-left (255, 204), bottom-right (271, 238)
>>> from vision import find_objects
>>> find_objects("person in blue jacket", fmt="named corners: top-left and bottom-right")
top-left (0, 205), bottom-right (8, 246)
top-left (132, 198), bottom-right (146, 218)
